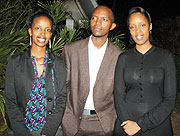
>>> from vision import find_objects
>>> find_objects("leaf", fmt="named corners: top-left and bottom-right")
top-left (0, 93), bottom-right (7, 132)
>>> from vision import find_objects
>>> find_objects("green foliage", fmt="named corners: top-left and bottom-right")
top-left (0, 91), bottom-right (7, 132)
top-left (0, 0), bottom-right (125, 87)
top-left (37, 1), bottom-right (68, 30)
top-left (109, 30), bottom-right (125, 49)
top-left (0, 0), bottom-right (31, 89)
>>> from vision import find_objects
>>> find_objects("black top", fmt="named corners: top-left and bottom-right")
top-left (114, 46), bottom-right (176, 136)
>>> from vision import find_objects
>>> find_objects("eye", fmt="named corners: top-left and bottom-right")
top-left (46, 28), bottom-right (51, 32)
top-left (35, 27), bottom-right (41, 31)
top-left (91, 16), bottom-right (97, 21)
top-left (129, 25), bottom-right (135, 30)
top-left (140, 24), bottom-right (146, 28)
top-left (103, 17), bottom-right (108, 21)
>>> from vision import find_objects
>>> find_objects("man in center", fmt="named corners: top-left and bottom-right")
top-left (62, 5), bottom-right (123, 136)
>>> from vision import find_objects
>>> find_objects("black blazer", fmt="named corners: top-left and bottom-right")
top-left (5, 49), bottom-right (67, 136)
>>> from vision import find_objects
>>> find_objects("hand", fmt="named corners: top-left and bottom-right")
top-left (121, 120), bottom-right (141, 136)
top-left (40, 135), bottom-right (46, 136)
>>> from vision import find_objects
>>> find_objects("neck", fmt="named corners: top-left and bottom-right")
top-left (31, 46), bottom-right (46, 58)
top-left (136, 43), bottom-right (152, 54)
top-left (91, 36), bottom-right (108, 49)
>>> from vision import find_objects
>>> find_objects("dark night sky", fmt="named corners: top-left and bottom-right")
top-left (97, 0), bottom-right (180, 22)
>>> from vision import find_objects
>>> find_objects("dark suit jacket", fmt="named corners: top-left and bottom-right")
top-left (5, 49), bottom-right (67, 136)
top-left (62, 37), bottom-right (123, 136)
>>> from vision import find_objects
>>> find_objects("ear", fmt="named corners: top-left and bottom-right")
top-left (150, 23), bottom-right (152, 31)
top-left (28, 28), bottom-right (32, 36)
top-left (110, 23), bottom-right (116, 31)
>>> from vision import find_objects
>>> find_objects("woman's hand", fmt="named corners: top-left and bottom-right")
top-left (121, 120), bottom-right (141, 135)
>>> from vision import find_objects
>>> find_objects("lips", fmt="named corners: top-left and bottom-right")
top-left (37, 38), bottom-right (46, 43)
top-left (136, 35), bottom-right (144, 41)
top-left (94, 26), bottom-right (102, 31)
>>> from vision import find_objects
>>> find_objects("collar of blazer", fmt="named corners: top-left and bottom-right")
top-left (79, 37), bottom-right (114, 87)
top-left (24, 48), bottom-right (55, 79)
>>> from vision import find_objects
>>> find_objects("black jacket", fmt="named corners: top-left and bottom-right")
top-left (114, 46), bottom-right (176, 136)
top-left (5, 49), bottom-right (67, 136)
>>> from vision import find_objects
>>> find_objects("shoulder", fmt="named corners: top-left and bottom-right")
top-left (118, 48), bottom-right (134, 58)
top-left (64, 37), bottom-right (89, 50)
top-left (154, 47), bottom-right (173, 60)
top-left (7, 51), bottom-right (27, 65)
top-left (50, 52), bottom-right (65, 66)
top-left (155, 47), bottom-right (172, 55)
top-left (116, 48), bottom-right (134, 65)
top-left (109, 42), bottom-right (124, 54)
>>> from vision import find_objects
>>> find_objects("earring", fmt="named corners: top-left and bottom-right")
top-left (129, 36), bottom-right (134, 45)
top-left (149, 30), bottom-right (152, 35)
top-left (30, 36), bottom-right (32, 46)
top-left (149, 30), bottom-right (153, 43)
top-left (49, 40), bottom-right (51, 48)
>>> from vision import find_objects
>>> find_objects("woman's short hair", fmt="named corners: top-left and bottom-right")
top-left (26, 12), bottom-right (54, 31)
top-left (127, 6), bottom-right (151, 27)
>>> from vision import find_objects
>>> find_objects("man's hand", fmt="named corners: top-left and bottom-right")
top-left (121, 120), bottom-right (141, 136)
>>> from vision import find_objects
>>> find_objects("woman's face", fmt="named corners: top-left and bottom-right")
top-left (28, 16), bottom-right (52, 48)
top-left (129, 12), bottom-right (152, 46)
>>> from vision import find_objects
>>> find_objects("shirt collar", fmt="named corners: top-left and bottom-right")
top-left (88, 35), bottom-right (108, 50)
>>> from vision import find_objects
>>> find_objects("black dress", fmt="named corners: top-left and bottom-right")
top-left (113, 46), bottom-right (176, 136)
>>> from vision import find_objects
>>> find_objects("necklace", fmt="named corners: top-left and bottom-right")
top-left (35, 58), bottom-right (45, 65)
top-left (32, 56), bottom-right (45, 65)
top-left (31, 50), bottom-right (48, 66)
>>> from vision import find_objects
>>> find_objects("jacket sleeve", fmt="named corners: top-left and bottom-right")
top-left (61, 45), bottom-right (71, 91)
top-left (5, 56), bottom-right (31, 136)
top-left (137, 52), bottom-right (177, 132)
top-left (41, 57), bottom-right (67, 136)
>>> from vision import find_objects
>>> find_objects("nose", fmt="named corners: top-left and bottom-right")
top-left (136, 25), bottom-right (142, 33)
top-left (41, 30), bottom-right (46, 36)
top-left (96, 18), bottom-right (101, 25)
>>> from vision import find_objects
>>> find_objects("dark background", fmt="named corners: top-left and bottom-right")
top-left (96, 0), bottom-right (180, 50)
top-left (97, 0), bottom-right (180, 22)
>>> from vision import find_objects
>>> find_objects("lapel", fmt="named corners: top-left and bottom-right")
top-left (45, 51), bottom-right (54, 79)
top-left (45, 52), bottom-right (54, 97)
top-left (25, 49), bottom-right (35, 96)
top-left (79, 37), bottom-right (90, 91)
top-left (25, 49), bottom-right (54, 96)
top-left (94, 42), bottom-right (113, 86)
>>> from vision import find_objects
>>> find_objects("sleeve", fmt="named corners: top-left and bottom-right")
top-left (114, 53), bottom-right (130, 122)
top-left (137, 52), bottom-right (177, 132)
top-left (5, 57), bottom-right (31, 136)
top-left (61, 45), bottom-right (71, 93)
top-left (41, 57), bottom-right (67, 136)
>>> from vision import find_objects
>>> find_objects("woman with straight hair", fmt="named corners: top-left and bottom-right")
top-left (5, 12), bottom-right (66, 136)
top-left (113, 7), bottom-right (176, 136)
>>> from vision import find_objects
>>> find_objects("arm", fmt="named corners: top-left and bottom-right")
top-left (137, 52), bottom-right (177, 132)
top-left (114, 53), bottom-right (131, 122)
top-left (5, 56), bottom-right (31, 136)
top-left (114, 54), bottom-right (142, 135)
top-left (61, 45), bottom-right (70, 89)
top-left (41, 58), bottom-right (67, 136)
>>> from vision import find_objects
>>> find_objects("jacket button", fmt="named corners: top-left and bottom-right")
top-left (48, 111), bottom-right (52, 115)
top-left (48, 98), bottom-right (52, 102)
top-left (79, 116), bottom-right (82, 120)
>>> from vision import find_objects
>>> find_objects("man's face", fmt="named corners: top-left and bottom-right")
top-left (90, 6), bottom-right (116, 38)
